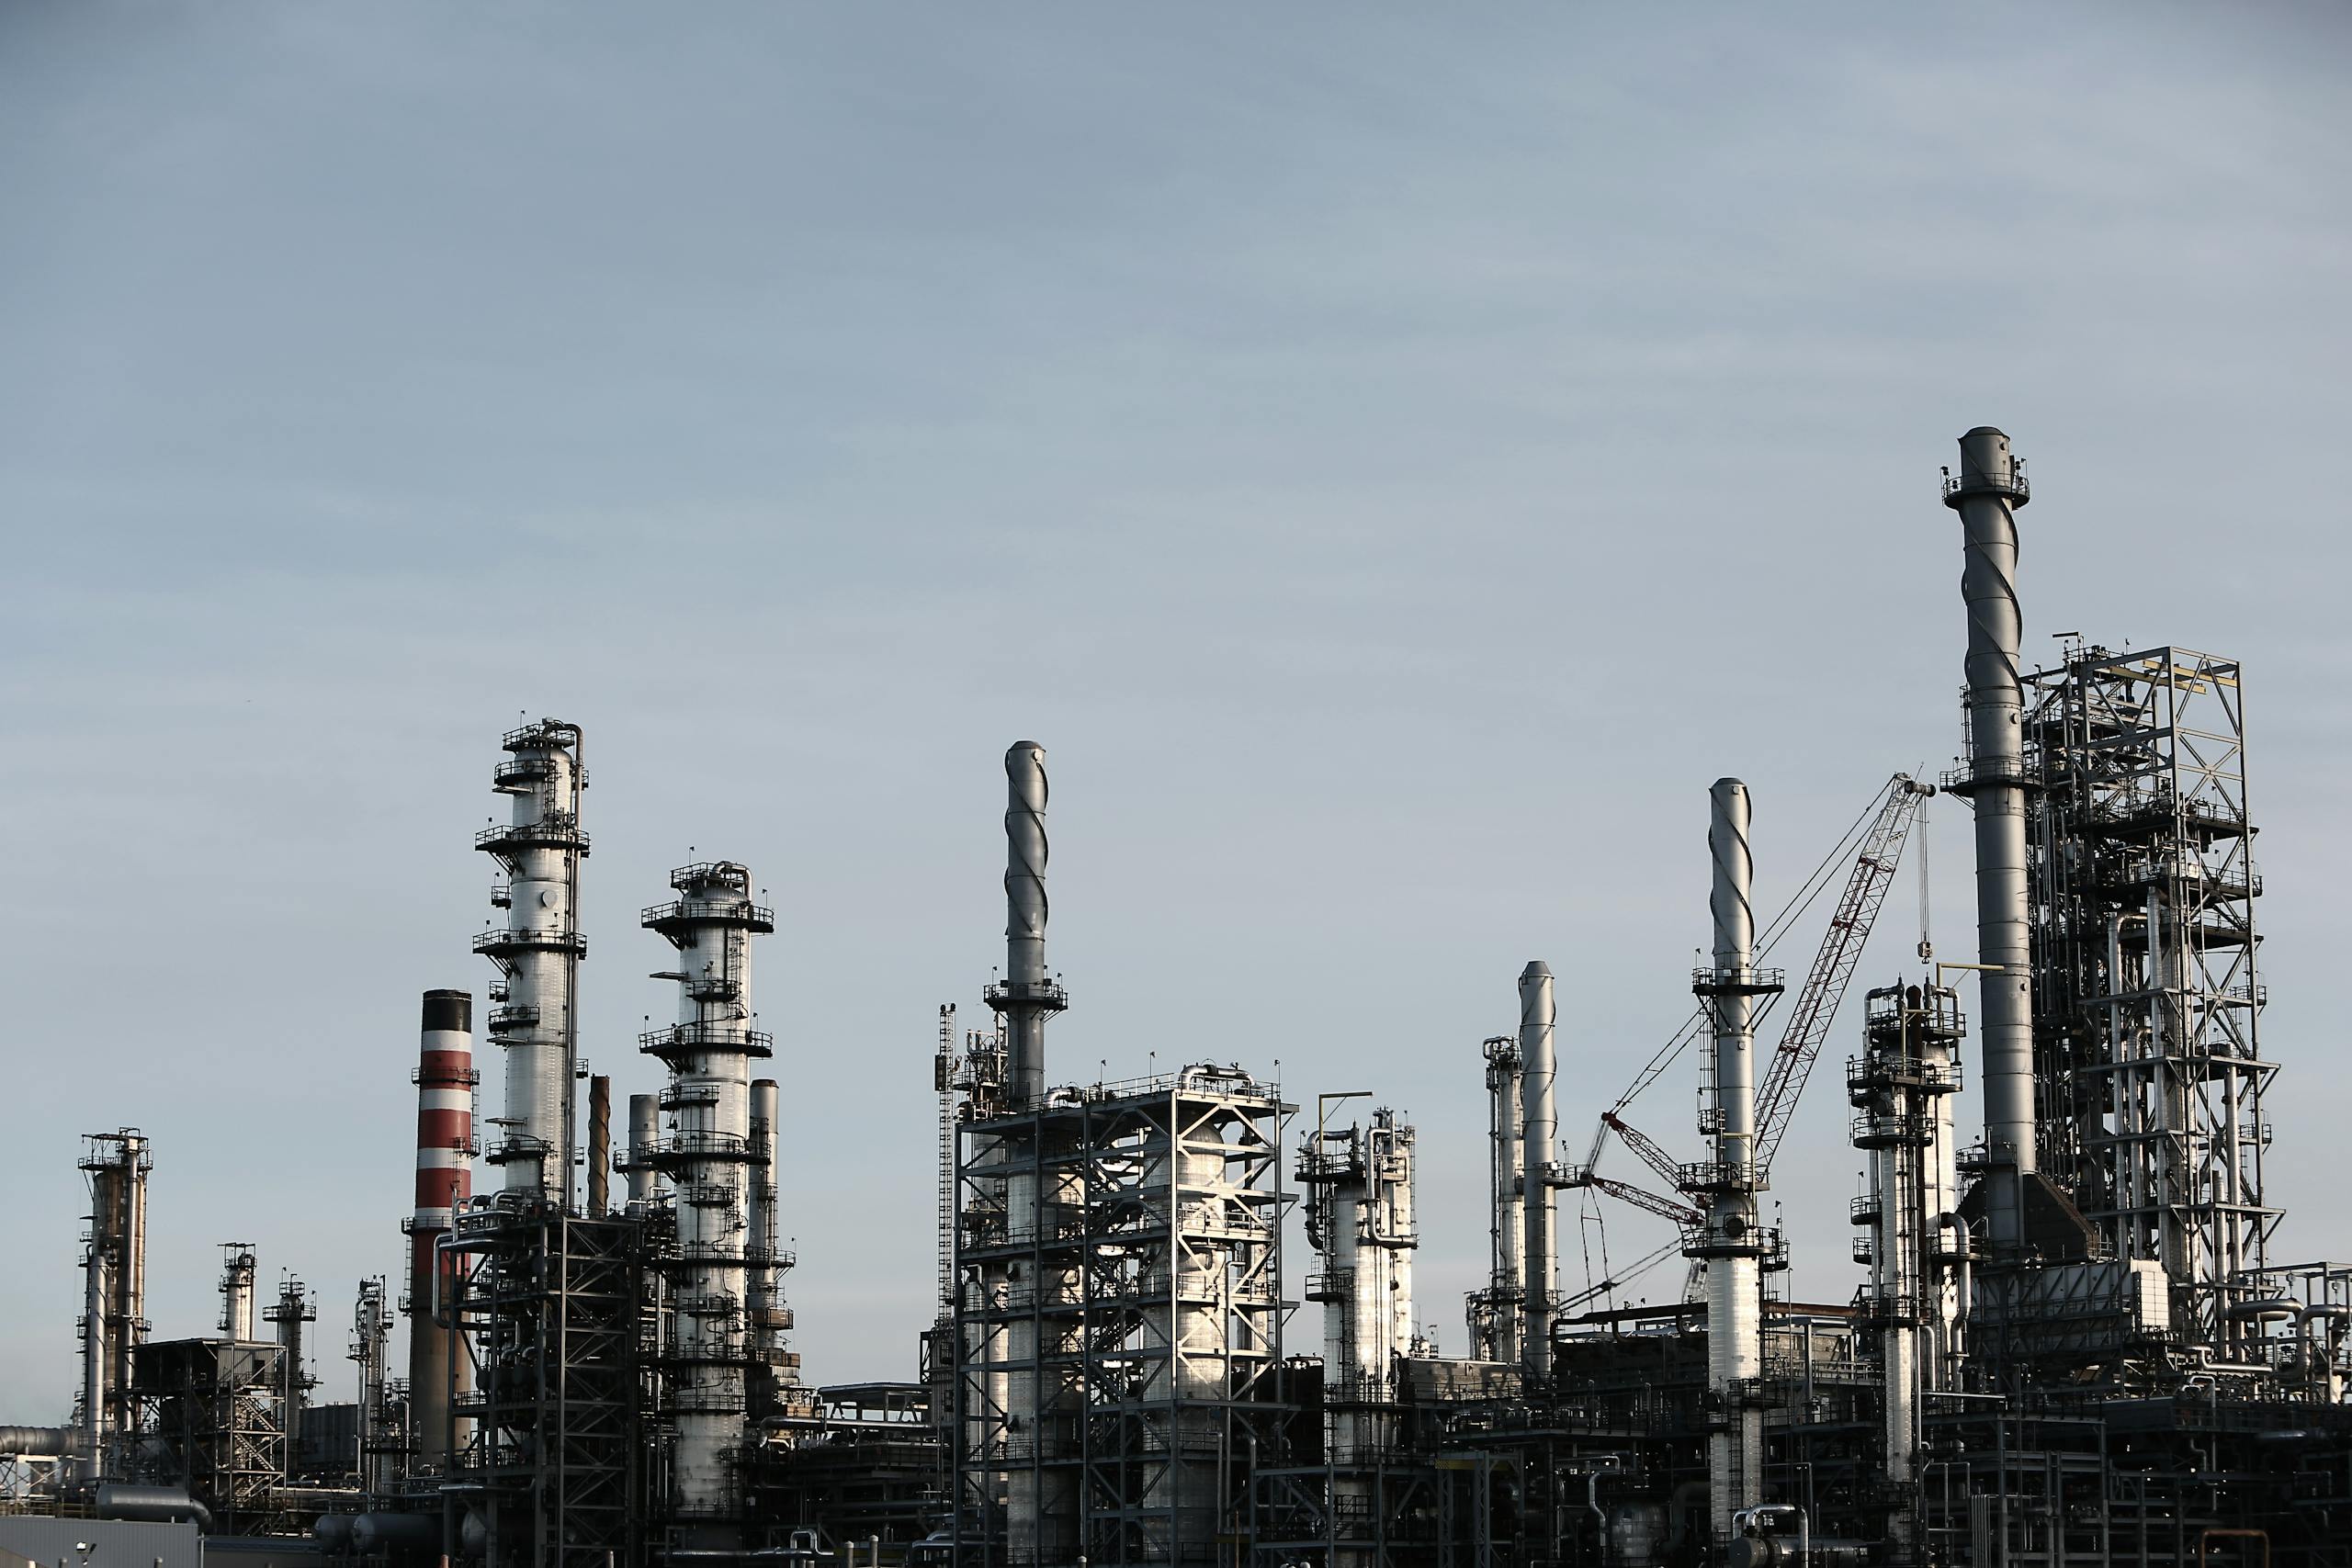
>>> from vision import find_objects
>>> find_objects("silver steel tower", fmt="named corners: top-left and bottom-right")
top-left (1517, 963), bottom-right (1559, 1382)
top-left (1942, 430), bottom-right (2036, 1251)
top-left (641, 859), bottom-right (779, 1529)
top-left (475, 719), bottom-right (588, 1201)
top-left (1690, 780), bottom-right (1771, 1540)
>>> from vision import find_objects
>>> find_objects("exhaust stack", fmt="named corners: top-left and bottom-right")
top-left (1944, 428), bottom-right (2036, 1248)
top-left (989, 742), bottom-right (1066, 1110)
top-left (407, 989), bottom-right (475, 1472)
top-left (1517, 963), bottom-right (1558, 1382)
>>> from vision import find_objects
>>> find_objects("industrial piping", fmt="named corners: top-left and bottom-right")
top-left (1518, 962), bottom-right (1558, 1382)
top-left (1944, 429), bottom-right (2037, 1250)
top-left (407, 988), bottom-right (475, 1472)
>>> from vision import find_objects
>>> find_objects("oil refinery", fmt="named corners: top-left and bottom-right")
top-left (5, 426), bottom-right (2346, 1568)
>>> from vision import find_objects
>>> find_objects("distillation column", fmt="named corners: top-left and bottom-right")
top-left (1691, 781), bottom-right (1769, 1540)
top-left (746, 1077), bottom-right (800, 1408)
top-left (986, 741), bottom-right (1074, 1567)
top-left (1469, 1035), bottom-right (1525, 1364)
top-left (473, 719), bottom-right (588, 1201)
top-left (351, 1278), bottom-right (392, 1496)
top-left (1943, 430), bottom-right (2036, 1251)
top-left (407, 989), bottom-right (475, 1472)
top-left (1850, 982), bottom-right (1967, 1560)
top-left (77, 1130), bottom-right (151, 1485)
top-left (263, 1279), bottom-right (314, 1479)
top-left (1519, 963), bottom-right (1559, 1383)
top-left (624, 1094), bottom-right (660, 1205)
top-left (642, 860), bottom-right (777, 1531)
top-left (1301, 1110), bottom-right (1419, 1565)
top-left (220, 1245), bottom-right (258, 1340)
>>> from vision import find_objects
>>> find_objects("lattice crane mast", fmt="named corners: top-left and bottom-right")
top-left (1574, 772), bottom-right (1929, 1218)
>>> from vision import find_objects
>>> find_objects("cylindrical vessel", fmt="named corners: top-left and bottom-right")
top-left (1944, 428), bottom-right (2037, 1245)
top-left (627, 1094), bottom-right (659, 1205)
top-left (1482, 1035), bottom-right (1525, 1364)
top-left (1518, 963), bottom-right (1557, 1382)
top-left (642, 861), bottom-right (779, 1535)
top-left (1702, 780), bottom-right (1764, 1539)
top-left (587, 1074), bottom-right (612, 1215)
top-left (475, 721), bottom-right (587, 1200)
top-left (219, 1247), bottom-right (257, 1340)
top-left (748, 1078), bottom-right (784, 1366)
top-left (998, 741), bottom-right (1059, 1110)
top-left (408, 989), bottom-right (475, 1472)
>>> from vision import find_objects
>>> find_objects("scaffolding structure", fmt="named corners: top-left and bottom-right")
top-left (131, 1337), bottom-right (287, 1534)
top-left (2021, 646), bottom-right (2277, 1341)
top-left (448, 1196), bottom-right (651, 1568)
top-left (955, 1065), bottom-right (1290, 1568)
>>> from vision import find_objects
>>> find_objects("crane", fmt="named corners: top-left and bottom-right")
top-left (1573, 772), bottom-right (1930, 1220)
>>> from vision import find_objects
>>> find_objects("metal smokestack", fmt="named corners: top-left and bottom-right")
top-left (218, 1246), bottom-right (257, 1341)
top-left (587, 1075), bottom-right (611, 1216)
top-left (626, 1095), bottom-right (659, 1205)
top-left (1517, 962), bottom-right (1557, 1381)
top-left (1945, 427), bottom-right (2036, 1247)
top-left (407, 988), bottom-right (475, 1472)
top-left (990, 741), bottom-right (1065, 1111)
top-left (1698, 778), bottom-right (1767, 1538)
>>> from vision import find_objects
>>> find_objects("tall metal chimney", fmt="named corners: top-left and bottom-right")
top-left (1692, 779), bottom-right (1769, 1539)
top-left (1517, 962), bottom-right (1558, 1382)
top-left (1944, 427), bottom-right (2036, 1250)
top-left (407, 989), bottom-right (475, 1472)
top-left (989, 742), bottom-right (1065, 1110)
top-left (586, 1075), bottom-right (612, 1216)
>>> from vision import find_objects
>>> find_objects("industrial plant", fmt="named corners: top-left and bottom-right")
top-left (6, 426), bottom-right (2348, 1568)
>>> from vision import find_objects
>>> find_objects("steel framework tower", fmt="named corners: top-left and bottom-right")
top-left (476, 719), bottom-right (588, 1201)
top-left (2021, 644), bottom-right (2276, 1341)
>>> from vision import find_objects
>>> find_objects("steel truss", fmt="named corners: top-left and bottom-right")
top-left (448, 1197), bottom-right (651, 1568)
top-left (2022, 646), bottom-right (2278, 1341)
top-left (955, 1067), bottom-right (1291, 1568)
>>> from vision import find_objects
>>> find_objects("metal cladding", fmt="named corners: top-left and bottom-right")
top-left (640, 858), bottom-right (785, 1527)
top-left (1944, 428), bottom-right (2037, 1244)
top-left (407, 987), bottom-right (474, 1473)
top-left (1517, 963), bottom-right (1559, 1381)
top-left (475, 718), bottom-right (588, 1200)
top-left (1695, 779), bottom-right (1767, 1540)
top-left (989, 741), bottom-right (1065, 1111)
top-left (217, 1246), bottom-right (257, 1341)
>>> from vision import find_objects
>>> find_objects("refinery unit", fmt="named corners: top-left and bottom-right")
top-left (5, 426), bottom-right (2350, 1568)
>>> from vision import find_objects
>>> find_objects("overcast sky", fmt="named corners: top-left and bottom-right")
top-left (3, 5), bottom-right (2348, 1422)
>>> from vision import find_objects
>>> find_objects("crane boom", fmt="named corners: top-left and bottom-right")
top-left (1750, 773), bottom-right (1928, 1175)
top-left (1566, 1170), bottom-right (1704, 1228)
top-left (1600, 1111), bottom-right (1685, 1193)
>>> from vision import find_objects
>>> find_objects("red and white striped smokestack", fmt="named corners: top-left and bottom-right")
top-left (407, 988), bottom-right (475, 1471)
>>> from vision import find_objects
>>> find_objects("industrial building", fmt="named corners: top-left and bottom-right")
top-left (4, 426), bottom-right (2347, 1568)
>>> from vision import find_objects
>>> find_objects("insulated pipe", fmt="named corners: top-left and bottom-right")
top-left (409, 989), bottom-right (474, 1473)
top-left (994, 741), bottom-right (1063, 1111)
top-left (586, 1075), bottom-right (611, 1216)
top-left (1702, 780), bottom-right (1765, 1539)
top-left (1518, 962), bottom-right (1558, 1382)
top-left (626, 1095), bottom-right (659, 1205)
top-left (1945, 428), bottom-right (2037, 1246)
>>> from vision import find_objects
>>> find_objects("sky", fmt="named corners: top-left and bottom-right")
top-left (2, 4), bottom-right (2348, 1423)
